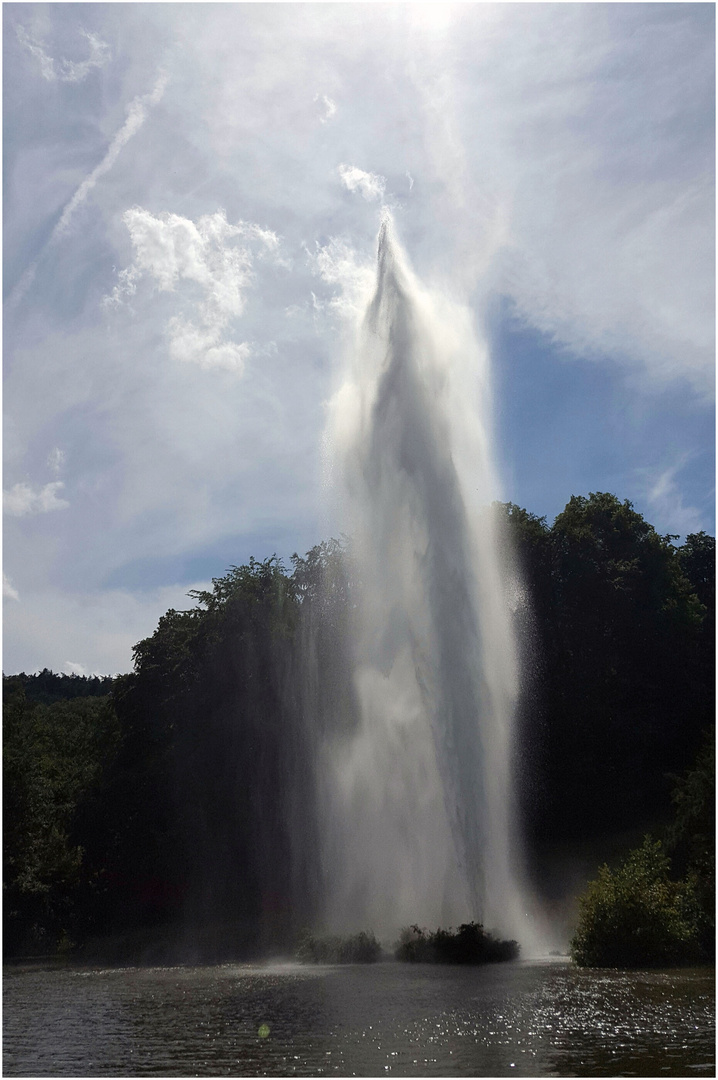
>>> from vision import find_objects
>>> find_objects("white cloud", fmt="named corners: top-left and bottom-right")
top-left (17, 25), bottom-right (111, 83)
top-left (60, 30), bottom-right (111, 83)
top-left (121, 208), bottom-right (252, 316)
top-left (107, 208), bottom-right (280, 370)
top-left (4, 575), bottom-right (20, 603)
top-left (338, 163), bottom-right (387, 202)
top-left (4, 482), bottom-right (70, 518)
top-left (16, 25), bottom-right (56, 81)
top-left (64, 661), bottom-right (87, 676)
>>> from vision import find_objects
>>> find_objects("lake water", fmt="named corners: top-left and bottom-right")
top-left (3, 959), bottom-right (714, 1077)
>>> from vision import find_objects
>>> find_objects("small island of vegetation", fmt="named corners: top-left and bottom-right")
top-left (292, 923), bottom-right (519, 965)
top-left (395, 922), bottom-right (519, 964)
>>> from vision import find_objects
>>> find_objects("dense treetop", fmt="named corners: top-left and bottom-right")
top-left (3, 670), bottom-right (116, 705)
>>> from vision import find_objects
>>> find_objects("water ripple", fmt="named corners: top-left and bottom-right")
top-left (3, 960), bottom-right (714, 1076)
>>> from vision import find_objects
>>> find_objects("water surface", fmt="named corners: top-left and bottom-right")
top-left (3, 959), bottom-right (714, 1076)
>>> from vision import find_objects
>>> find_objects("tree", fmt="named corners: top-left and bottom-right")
top-left (103, 555), bottom-right (325, 950)
top-left (495, 501), bottom-right (552, 614)
top-left (570, 837), bottom-right (700, 968)
top-left (3, 684), bottom-right (119, 954)
top-left (677, 532), bottom-right (715, 735)
top-left (2, 670), bottom-right (115, 705)
top-left (666, 733), bottom-right (715, 959)
top-left (677, 532), bottom-right (715, 611)
top-left (538, 493), bottom-right (705, 842)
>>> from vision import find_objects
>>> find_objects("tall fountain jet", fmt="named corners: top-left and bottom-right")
top-left (321, 212), bottom-right (532, 944)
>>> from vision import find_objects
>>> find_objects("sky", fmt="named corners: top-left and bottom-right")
top-left (3, 3), bottom-right (715, 676)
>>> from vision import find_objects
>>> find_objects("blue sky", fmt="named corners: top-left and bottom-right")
top-left (3, 3), bottom-right (714, 675)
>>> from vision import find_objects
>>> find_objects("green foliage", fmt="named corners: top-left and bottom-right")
top-left (666, 733), bottom-right (715, 959)
top-left (395, 922), bottom-right (519, 964)
top-left (94, 546), bottom-right (355, 949)
top-left (677, 532), bottom-right (715, 742)
top-left (3, 669), bottom-right (116, 705)
top-left (3, 685), bottom-right (120, 954)
top-left (677, 532), bottom-right (715, 611)
top-left (295, 929), bottom-right (381, 963)
top-left (570, 837), bottom-right (701, 968)
top-left (497, 492), bottom-right (712, 852)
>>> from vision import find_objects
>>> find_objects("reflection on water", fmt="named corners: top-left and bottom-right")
top-left (3, 959), bottom-right (714, 1076)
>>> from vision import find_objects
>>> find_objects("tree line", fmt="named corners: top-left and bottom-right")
top-left (3, 493), bottom-right (714, 961)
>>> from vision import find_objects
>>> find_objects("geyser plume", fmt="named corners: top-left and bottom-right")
top-left (322, 214), bottom-right (531, 942)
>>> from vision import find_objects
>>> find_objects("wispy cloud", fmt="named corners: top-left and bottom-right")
top-left (106, 208), bottom-right (280, 371)
top-left (47, 447), bottom-right (66, 475)
top-left (165, 317), bottom-right (250, 372)
top-left (3, 574), bottom-right (20, 603)
top-left (338, 163), bottom-right (387, 202)
top-left (16, 25), bottom-right (55, 80)
top-left (4, 482), bottom-right (70, 518)
top-left (314, 93), bottom-right (337, 124)
top-left (640, 458), bottom-right (706, 538)
top-left (16, 25), bottom-right (110, 83)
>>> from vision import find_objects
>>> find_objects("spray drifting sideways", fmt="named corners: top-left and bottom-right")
top-left (320, 213), bottom-right (537, 946)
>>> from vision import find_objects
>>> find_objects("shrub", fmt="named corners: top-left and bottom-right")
top-left (395, 922), bottom-right (519, 964)
top-left (570, 837), bottom-right (701, 968)
top-left (295, 929), bottom-right (381, 963)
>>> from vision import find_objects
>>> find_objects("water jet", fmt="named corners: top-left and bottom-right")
top-left (318, 214), bottom-right (537, 947)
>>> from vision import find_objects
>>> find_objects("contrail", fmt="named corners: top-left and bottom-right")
top-left (7, 71), bottom-right (168, 310)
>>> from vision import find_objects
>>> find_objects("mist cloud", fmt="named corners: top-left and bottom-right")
top-left (307, 236), bottom-right (374, 319)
